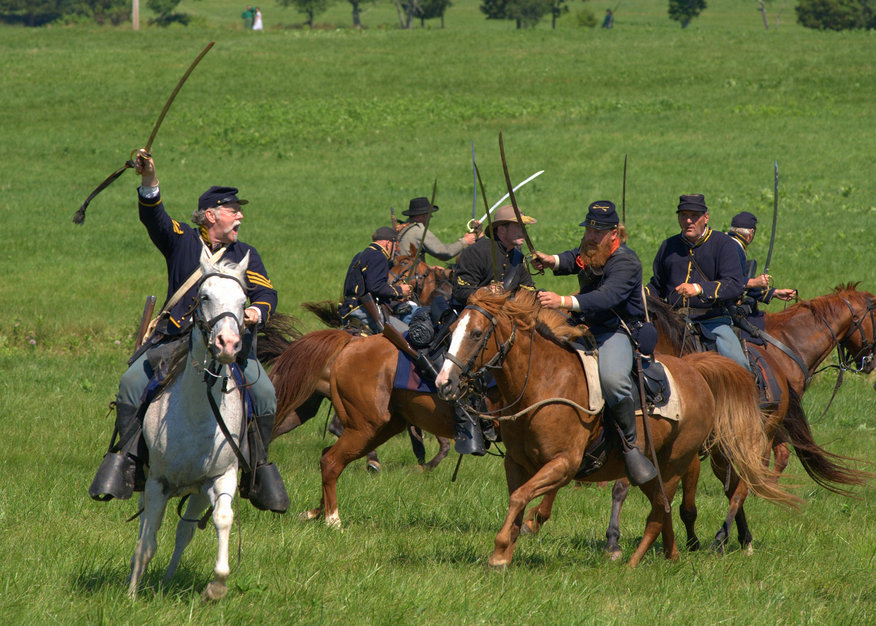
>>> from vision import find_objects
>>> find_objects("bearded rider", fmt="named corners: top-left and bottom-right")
top-left (532, 201), bottom-right (657, 485)
top-left (88, 152), bottom-right (289, 513)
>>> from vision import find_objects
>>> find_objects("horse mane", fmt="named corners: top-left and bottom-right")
top-left (256, 312), bottom-right (304, 367)
top-left (646, 295), bottom-right (695, 354)
top-left (301, 300), bottom-right (342, 330)
top-left (772, 282), bottom-right (865, 327)
top-left (468, 287), bottom-right (592, 347)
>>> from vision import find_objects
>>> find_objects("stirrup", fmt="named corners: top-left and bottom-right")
top-left (623, 447), bottom-right (657, 486)
top-left (247, 463), bottom-right (289, 513)
top-left (574, 433), bottom-right (610, 480)
top-left (88, 452), bottom-right (136, 501)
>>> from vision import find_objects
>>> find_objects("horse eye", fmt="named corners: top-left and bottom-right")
top-left (471, 329), bottom-right (483, 340)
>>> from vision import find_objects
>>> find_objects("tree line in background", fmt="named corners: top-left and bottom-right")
top-left (0, 0), bottom-right (874, 31)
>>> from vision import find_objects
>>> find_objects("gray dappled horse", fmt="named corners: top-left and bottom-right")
top-left (128, 249), bottom-right (249, 600)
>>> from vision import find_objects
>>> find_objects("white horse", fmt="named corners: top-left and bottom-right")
top-left (128, 248), bottom-right (250, 601)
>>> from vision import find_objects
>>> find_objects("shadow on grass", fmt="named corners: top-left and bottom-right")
top-left (71, 560), bottom-right (207, 599)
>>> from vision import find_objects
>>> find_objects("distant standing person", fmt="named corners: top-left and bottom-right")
top-left (252, 7), bottom-right (263, 30)
top-left (242, 5), bottom-right (254, 29)
top-left (602, 8), bottom-right (614, 28)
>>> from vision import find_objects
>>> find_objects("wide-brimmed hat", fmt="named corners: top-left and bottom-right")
top-left (730, 211), bottom-right (757, 229)
top-left (402, 197), bottom-right (439, 216)
top-left (486, 204), bottom-right (537, 238)
top-left (579, 201), bottom-right (619, 230)
top-left (372, 226), bottom-right (398, 242)
top-left (676, 194), bottom-right (708, 213)
top-left (198, 186), bottom-right (248, 211)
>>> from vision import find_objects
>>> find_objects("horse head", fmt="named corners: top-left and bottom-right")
top-left (197, 248), bottom-right (249, 365)
top-left (834, 285), bottom-right (876, 374)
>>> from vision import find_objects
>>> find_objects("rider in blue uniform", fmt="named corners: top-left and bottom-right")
top-left (533, 201), bottom-right (657, 485)
top-left (89, 152), bottom-right (288, 513)
top-left (339, 226), bottom-right (413, 333)
top-left (646, 194), bottom-right (750, 371)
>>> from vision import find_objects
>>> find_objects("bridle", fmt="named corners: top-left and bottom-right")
top-left (193, 271), bottom-right (247, 378)
top-left (443, 304), bottom-right (517, 379)
top-left (814, 295), bottom-right (876, 376)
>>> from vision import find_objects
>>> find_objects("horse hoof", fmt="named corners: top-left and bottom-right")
top-left (366, 461), bottom-right (381, 473)
top-left (325, 514), bottom-right (342, 529)
top-left (519, 523), bottom-right (534, 537)
top-left (607, 549), bottom-right (623, 562)
top-left (742, 543), bottom-right (754, 556)
top-left (299, 509), bottom-right (321, 522)
top-left (202, 581), bottom-right (227, 602)
top-left (486, 558), bottom-right (509, 571)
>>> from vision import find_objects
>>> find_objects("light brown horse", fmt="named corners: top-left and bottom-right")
top-left (290, 253), bottom-right (454, 470)
top-left (263, 326), bottom-right (476, 527)
top-left (434, 288), bottom-right (798, 568)
top-left (604, 284), bottom-right (874, 556)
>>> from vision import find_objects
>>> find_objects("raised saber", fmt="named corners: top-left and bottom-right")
top-left (467, 140), bottom-right (478, 233)
top-left (498, 132), bottom-right (538, 259)
top-left (621, 153), bottom-right (628, 225)
top-left (474, 161), bottom-right (500, 286)
top-left (763, 160), bottom-right (779, 276)
top-left (477, 169), bottom-right (544, 224)
top-left (73, 41), bottom-right (215, 225)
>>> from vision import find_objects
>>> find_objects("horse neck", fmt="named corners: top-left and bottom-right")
top-left (177, 330), bottom-right (236, 419)
top-left (768, 298), bottom-right (854, 371)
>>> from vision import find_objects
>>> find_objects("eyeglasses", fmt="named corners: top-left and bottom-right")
top-left (216, 206), bottom-right (243, 217)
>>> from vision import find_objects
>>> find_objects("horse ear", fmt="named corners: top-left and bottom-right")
top-left (238, 250), bottom-right (250, 273)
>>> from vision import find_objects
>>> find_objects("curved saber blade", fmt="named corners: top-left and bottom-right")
top-left (73, 41), bottom-right (215, 225)
top-left (471, 140), bottom-right (477, 221)
top-left (474, 162), bottom-right (500, 285)
top-left (764, 160), bottom-right (778, 275)
top-left (498, 132), bottom-right (536, 256)
top-left (477, 169), bottom-right (544, 223)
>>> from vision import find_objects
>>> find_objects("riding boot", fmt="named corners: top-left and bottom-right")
top-left (241, 413), bottom-right (289, 514)
top-left (609, 398), bottom-right (658, 486)
top-left (88, 402), bottom-right (144, 501)
top-left (452, 401), bottom-right (486, 456)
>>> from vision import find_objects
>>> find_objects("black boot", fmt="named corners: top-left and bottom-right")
top-left (88, 402), bottom-right (144, 501)
top-left (241, 413), bottom-right (289, 513)
top-left (452, 402), bottom-right (486, 456)
top-left (609, 398), bottom-right (658, 486)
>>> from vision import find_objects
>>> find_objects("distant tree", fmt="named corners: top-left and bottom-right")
top-left (548, 0), bottom-right (570, 28)
top-left (277, 0), bottom-right (333, 27)
top-left (668, 0), bottom-right (706, 28)
top-left (418, 0), bottom-right (452, 27)
top-left (0, 0), bottom-right (129, 26)
top-left (481, 0), bottom-right (551, 27)
top-left (147, 0), bottom-right (192, 26)
top-left (348, 0), bottom-right (376, 27)
top-left (392, 0), bottom-right (417, 28)
top-left (795, 0), bottom-right (874, 30)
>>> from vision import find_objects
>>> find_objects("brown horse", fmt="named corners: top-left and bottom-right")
top-left (289, 253), bottom-right (454, 470)
top-left (434, 288), bottom-right (798, 568)
top-left (264, 326), bottom-right (482, 527)
top-left (604, 284), bottom-right (874, 556)
top-left (258, 325), bottom-right (453, 475)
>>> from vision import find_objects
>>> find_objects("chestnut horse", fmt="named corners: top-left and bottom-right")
top-left (263, 326), bottom-right (475, 527)
top-left (435, 288), bottom-right (798, 569)
top-left (287, 253), bottom-right (454, 470)
top-left (605, 284), bottom-right (874, 557)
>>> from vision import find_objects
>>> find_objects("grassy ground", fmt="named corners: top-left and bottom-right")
top-left (0, 6), bottom-right (874, 623)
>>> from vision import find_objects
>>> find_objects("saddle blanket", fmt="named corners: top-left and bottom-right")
top-left (573, 349), bottom-right (682, 422)
top-left (393, 349), bottom-right (438, 394)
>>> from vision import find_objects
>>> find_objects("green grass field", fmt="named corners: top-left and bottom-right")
top-left (1, 3), bottom-right (874, 623)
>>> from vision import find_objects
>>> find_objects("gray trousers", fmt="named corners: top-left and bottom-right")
top-left (593, 330), bottom-right (634, 408)
top-left (118, 335), bottom-right (276, 419)
top-left (699, 320), bottom-right (752, 372)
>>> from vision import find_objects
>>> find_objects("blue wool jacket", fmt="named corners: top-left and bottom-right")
top-left (647, 227), bottom-right (745, 321)
top-left (139, 190), bottom-right (277, 337)
top-left (339, 243), bottom-right (406, 318)
top-left (554, 243), bottom-right (645, 335)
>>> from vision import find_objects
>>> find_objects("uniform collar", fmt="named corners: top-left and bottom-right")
top-left (728, 231), bottom-right (747, 251)
top-left (683, 226), bottom-right (712, 249)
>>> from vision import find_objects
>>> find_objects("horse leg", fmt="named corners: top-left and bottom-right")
top-left (202, 469), bottom-right (237, 602)
top-left (489, 456), bottom-right (570, 569)
top-left (422, 436), bottom-right (451, 472)
top-left (709, 453), bottom-right (748, 554)
top-left (604, 479), bottom-right (630, 561)
top-left (521, 488), bottom-right (558, 537)
top-left (319, 421), bottom-right (406, 528)
top-left (165, 491), bottom-right (211, 582)
top-left (628, 475), bottom-right (680, 567)
top-left (407, 424), bottom-right (426, 465)
top-left (330, 410), bottom-right (381, 472)
top-left (128, 480), bottom-right (169, 599)
top-left (678, 456), bottom-right (701, 551)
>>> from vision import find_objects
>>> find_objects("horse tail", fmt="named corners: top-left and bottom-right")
top-left (780, 388), bottom-right (873, 496)
top-left (302, 300), bottom-right (343, 329)
top-left (257, 312), bottom-right (304, 367)
top-left (685, 352), bottom-right (802, 509)
top-left (270, 329), bottom-right (354, 425)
